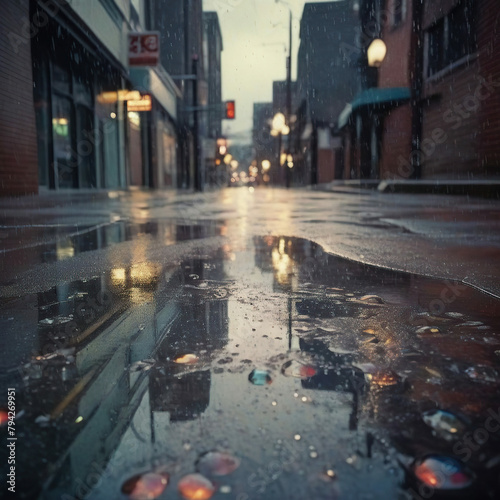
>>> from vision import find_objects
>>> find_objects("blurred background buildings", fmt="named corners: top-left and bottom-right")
top-left (1, 0), bottom-right (499, 195)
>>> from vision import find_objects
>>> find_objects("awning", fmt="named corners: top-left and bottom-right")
top-left (338, 87), bottom-right (410, 129)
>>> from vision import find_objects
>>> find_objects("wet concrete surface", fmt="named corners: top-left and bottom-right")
top-left (1, 188), bottom-right (500, 499)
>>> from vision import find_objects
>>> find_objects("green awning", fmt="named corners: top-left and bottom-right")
top-left (351, 87), bottom-right (410, 109)
top-left (338, 87), bottom-right (410, 129)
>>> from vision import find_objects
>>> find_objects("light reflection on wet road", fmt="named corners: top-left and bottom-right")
top-left (0, 216), bottom-right (500, 499)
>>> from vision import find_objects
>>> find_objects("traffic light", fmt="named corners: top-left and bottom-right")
top-left (225, 100), bottom-right (235, 119)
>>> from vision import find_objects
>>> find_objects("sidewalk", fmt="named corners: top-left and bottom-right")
top-left (318, 179), bottom-right (500, 198)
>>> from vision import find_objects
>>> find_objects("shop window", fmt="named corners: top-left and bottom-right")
top-left (52, 95), bottom-right (77, 188)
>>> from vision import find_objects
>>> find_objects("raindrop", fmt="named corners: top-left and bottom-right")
top-left (174, 354), bottom-right (199, 364)
top-left (422, 409), bottom-right (467, 440)
top-left (294, 434), bottom-right (301, 441)
top-left (130, 360), bottom-right (155, 372)
top-left (281, 360), bottom-right (317, 379)
top-left (359, 294), bottom-right (384, 304)
top-left (178, 473), bottom-right (215, 500)
top-left (445, 312), bottom-right (464, 318)
top-left (324, 468), bottom-right (337, 480)
top-left (196, 451), bottom-right (240, 476)
top-left (362, 367), bottom-right (402, 387)
top-left (411, 455), bottom-right (474, 490)
top-left (220, 485), bottom-right (231, 493)
top-left (310, 451), bottom-right (318, 458)
top-left (415, 326), bottom-right (441, 335)
top-left (121, 472), bottom-right (169, 500)
top-left (248, 369), bottom-right (272, 385)
top-left (465, 366), bottom-right (498, 383)
top-left (35, 415), bottom-right (50, 426)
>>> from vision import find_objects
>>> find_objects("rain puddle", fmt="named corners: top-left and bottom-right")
top-left (1, 235), bottom-right (500, 499)
top-left (0, 220), bottom-right (225, 286)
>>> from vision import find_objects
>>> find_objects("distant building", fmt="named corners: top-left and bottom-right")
top-left (203, 12), bottom-right (223, 140)
top-left (203, 12), bottom-right (224, 187)
top-left (296, 1), bottom-right (359, 185)
top-left (147, 0), bottom-right (208, 190)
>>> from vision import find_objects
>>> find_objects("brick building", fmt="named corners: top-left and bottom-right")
top-left (340, 0), bottom-right (500, 181)
top-left (0, 0), bottom-right (38, 195)
top-left (420, 0), bottom-right (500, 179)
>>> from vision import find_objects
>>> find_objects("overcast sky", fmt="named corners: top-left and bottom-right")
top-left (204, 0), bottom-right (335, 143)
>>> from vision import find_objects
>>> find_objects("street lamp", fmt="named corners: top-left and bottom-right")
top-left (367, 38), bottom-right (387, 68)
top-left (272, 112), bottom-right (291, 184)
top-left (272, 112), bottom-right (286, 131)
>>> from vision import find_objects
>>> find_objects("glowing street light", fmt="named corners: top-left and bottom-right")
top-left (272, 112), bottom-right (286, 132)
top-left (367, 38), bottom-right (387, 68)
top-left (261, 160), bottom-right (271, 171)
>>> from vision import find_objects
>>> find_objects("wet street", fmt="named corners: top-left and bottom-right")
top-left (1, 187), bottom-right (500, 499)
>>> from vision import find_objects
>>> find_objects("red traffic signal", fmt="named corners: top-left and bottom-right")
top-left (225, 100), bottom-right (235, 119)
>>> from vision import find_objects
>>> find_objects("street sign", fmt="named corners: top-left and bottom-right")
top-left (128, 32), bottom-right (160, 67)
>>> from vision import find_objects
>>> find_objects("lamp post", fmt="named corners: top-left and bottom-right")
top-left (271, 112), bottom-right (289, 185)
top-left (274, 0), bottom-right (293, 187)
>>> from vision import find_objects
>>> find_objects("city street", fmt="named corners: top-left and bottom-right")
top-left (1, 186), bottom-right (500, 499)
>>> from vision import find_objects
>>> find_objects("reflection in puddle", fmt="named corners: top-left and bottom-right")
top-left (2, 235), bottom-right (500, 499)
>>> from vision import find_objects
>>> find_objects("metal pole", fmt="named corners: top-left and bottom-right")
top-left (410, 0), bottom-right (423, 179)
top-left (192, 55), bottom-right (202, 191)
top-left (286, 9), bottom-right (292, 188)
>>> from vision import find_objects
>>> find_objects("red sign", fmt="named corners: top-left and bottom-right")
top-left (129, 32), bottom-right (160, 67)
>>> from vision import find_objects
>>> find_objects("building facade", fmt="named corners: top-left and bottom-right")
top-left (1, 0), bottom-right (185, 196)
top-left (339, 0), bottom-right (500, 181)
top-left (203, 12), bottom-right (224, 187)
top-left (339, 0), bottom-right (415, 180)
top-left (151, 0), bottom-right (209, 190)
top-left (296, 0), bottom-right (359, 184)
top-left (420, 0), bottom-right (500, 179)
